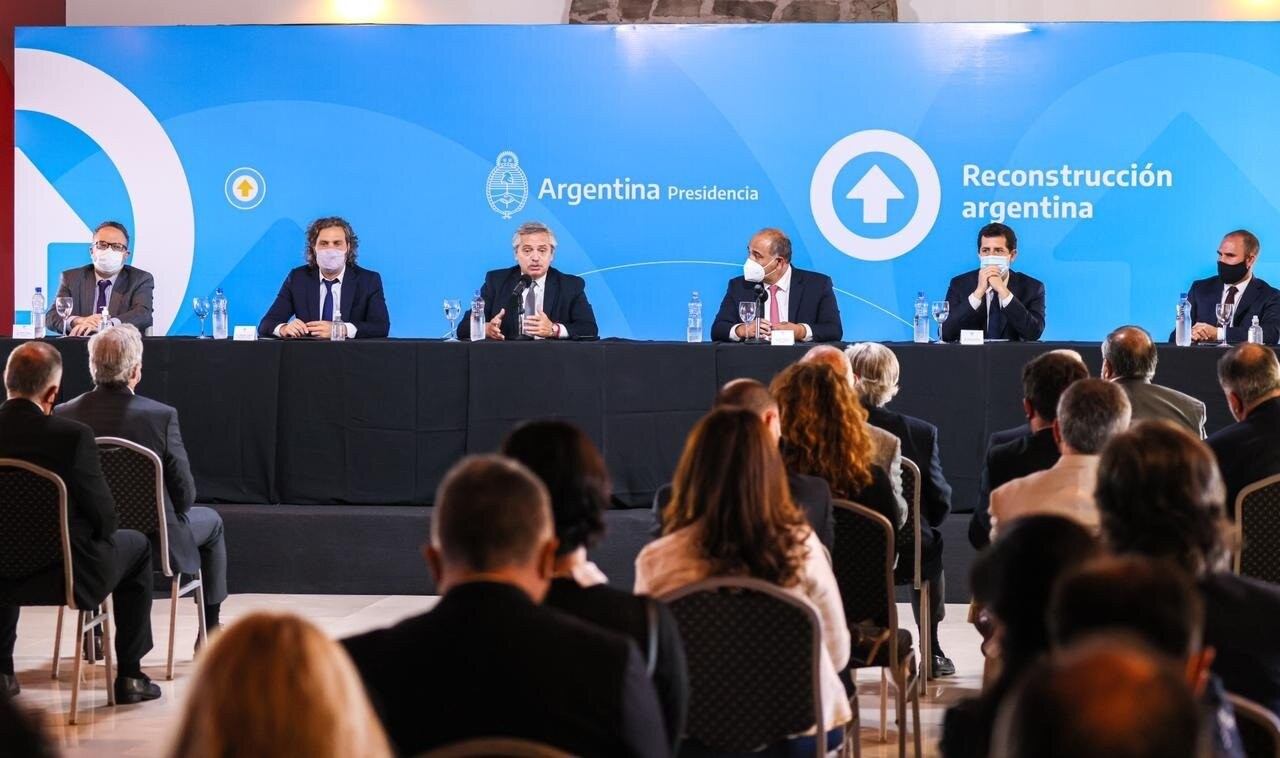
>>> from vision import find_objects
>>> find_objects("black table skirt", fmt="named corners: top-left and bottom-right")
top-left (1, 337), bottom-right (1249, 512)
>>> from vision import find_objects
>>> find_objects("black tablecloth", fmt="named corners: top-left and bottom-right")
top-left (0, 338), bottom-right (1248, 512)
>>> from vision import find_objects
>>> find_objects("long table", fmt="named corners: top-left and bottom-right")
top-left (0, 338), bottom-right (1246, 513)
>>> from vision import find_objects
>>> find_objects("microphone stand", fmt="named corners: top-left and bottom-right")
top-left (753, 282), bottom-right (768, 344)
top-left (511, 278), bottom-right (533, 341)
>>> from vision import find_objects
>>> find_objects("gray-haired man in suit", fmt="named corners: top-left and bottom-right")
top-left (1101, 325), bottom-right (1206, 438)
top-left (46, 221), bottom-right (154, 337)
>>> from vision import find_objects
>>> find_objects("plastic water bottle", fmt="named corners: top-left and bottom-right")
top-left (1175, 293), bottom-right (1191, 347)
top-left (1248, 315), bottom-right (1265, 344)
top-left (913, 291), bottom-right (930, 343)
top-left (687, 291), bottom-right (703, 343)
top-left (30, 286), bottom-right (45, 340)
top-left (469, 290), bottom-right (485, 341)
top-left (331, 306), bottom-right (347, 341)
top-left (211, 288), bottom-right (228, 339)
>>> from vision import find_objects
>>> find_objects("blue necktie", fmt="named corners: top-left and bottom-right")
top-left (322, 279), bottom-right (336, 321)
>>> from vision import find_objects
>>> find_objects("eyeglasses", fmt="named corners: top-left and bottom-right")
top-left (92, 240), bottom-right (128, 253)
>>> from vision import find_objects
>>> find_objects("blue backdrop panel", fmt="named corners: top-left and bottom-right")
top-left (14, 23), bottom-right (1280, 339)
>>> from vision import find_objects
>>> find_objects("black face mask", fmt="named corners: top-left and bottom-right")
top-left (1219, 260), bottom-right (1250, 284)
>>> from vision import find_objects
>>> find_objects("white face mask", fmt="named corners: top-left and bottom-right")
top-left (316, 248), bottom-right (346, 273)
top-left (744, 257), bottom-right (778, 283)
top-left (93, 250), bottom-right (125, 276)
top-left (979, 254), bottom-right (1010, 277)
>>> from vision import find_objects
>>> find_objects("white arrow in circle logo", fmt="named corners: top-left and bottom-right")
top-left (846, 165), bottom-right (904, 224)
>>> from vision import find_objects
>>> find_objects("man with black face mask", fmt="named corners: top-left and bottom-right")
top-left (710, 228), bottom-right (842, 342)
top-left (1182, 230), bottom-right (1280, 344)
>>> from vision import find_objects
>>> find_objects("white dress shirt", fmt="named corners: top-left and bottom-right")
top-left (525, 275), bottom-right (567, 339)
top-left (730, 266), bottom-right (814, 341)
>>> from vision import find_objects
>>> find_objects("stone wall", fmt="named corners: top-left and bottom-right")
top-left (569, 0), bottom-right (896, 23)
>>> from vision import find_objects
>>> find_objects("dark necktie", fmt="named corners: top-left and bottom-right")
top-left (95, 280), bottom-right (110, 313)
top-left (524, 283), bottom-right (537, 317)
top-left (322, 279), bottom-right (337, 321)
top-left (986, 291), bottom-right (1003, 339)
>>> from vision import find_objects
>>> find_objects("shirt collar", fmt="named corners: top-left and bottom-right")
top-left (321, 267), bottom-right (345, 284)
top-left (531, 273), bottom-right (548, 288)
top-left (771, 265), bottom-right (793, 292)
top-left (97, 271), bottom-right (120, 287)
top-left (1226, 274), bottom-right (1251, 294)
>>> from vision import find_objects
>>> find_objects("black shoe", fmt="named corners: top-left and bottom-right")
top-left (82, 633), bottom-right (103, 663)
top-left (931, 653), bottom-right (957, 677)
top-left (1, 673), bottom-right (17, 698)
top-left (114, 674), bottom-right (162, 704)
top-left (193, 624), bottom-right (223, 655)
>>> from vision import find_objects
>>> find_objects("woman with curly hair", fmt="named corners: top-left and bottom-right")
top-left (770, 361), bottom-right (902, 537)
top-left (635, 407), bottom-right (851, 750)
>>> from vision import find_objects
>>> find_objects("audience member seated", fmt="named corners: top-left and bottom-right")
top-left (1050, 556), bottom-right (1244, 758)
top-left (56, 324), bottom-right (228, 637)
top-left (1098, 420), bottom-right (1280, 718)
top-left (771, 362), bottom-right (901, 535)
top-left (970, 349), bottom-right (1088, 549)
top-left (991, 636), bottom-right (1202, 758)
top-left (501, 419), bottom-right (688, 753)
top-left (636, 408), bottom-right (851, 750)
top-left (651, 378), bottom-right (834, 551)
top-left (1102, 325), bottom-right (1206, 437)
top-left (940, 516), bottom-right (1099, 758)
top-left (845, 341), bottom-right (954, 677)
top-left (345, 455), bottom-right (665, 757)
top-left (799, 345), bottom-right (908, 524)
top-left (1207, 343), bottom-right (1280, 516)
top-left (989, 378), bottom-right (1130, 539)
top-left (169, 611), bottom-right (391, 758)
top-left (0, 342), bottom-right (159, 704)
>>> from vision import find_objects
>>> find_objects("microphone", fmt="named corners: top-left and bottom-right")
top-left (509, 274), bottom-right (534, 340)
top-left (513, 273), bottom-right (532, 298)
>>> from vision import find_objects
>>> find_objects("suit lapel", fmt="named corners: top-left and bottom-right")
top-left (340, 267), bottom-right (357, 320)
top-left (107, 268), bottom-right (129, 317)
top-left (543, 269), bottom-right (560, 318)
top-left (304, 267), bottom-right (321, 322)
top-left (81, 266), bottom-right (98, 315)
top-left (788, 268), bottom-right (805, 322)
top-left (1233, 279), bottom-right (1264, 325)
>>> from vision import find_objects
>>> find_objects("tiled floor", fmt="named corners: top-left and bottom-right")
top-left (7, 596), bottom-right (983, 757)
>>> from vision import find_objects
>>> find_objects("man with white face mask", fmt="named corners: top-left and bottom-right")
top-left (710, 228), bottom-right (842, 342)
top-left (47, 221), bottom-right (155, 337)
top-left (258, 216), bottom-right (391, 339)
top-left (940, 222), bottom-right (1046, 342)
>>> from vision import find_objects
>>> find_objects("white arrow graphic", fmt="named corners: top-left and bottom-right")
top-left (14, 147), bottom-right (92, 307)
top-left (845, 165), bottom-right (904, 224)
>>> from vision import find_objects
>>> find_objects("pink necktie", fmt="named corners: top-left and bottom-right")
top-left (768, 284), bottom-right (780, 324)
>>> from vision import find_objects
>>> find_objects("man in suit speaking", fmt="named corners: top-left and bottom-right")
top-left (711, 228), bottom-right (842, 342)
top-left (459, 221), bottom-right (597, 341)
top-left (258, 216), bottom-right (390, 339)
top-left (941, 222), bottom-right (1046, 342)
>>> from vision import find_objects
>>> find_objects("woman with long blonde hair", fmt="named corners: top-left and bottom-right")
top-left (168, 612), bottom-right (391, 758)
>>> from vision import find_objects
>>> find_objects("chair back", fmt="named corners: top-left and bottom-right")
top-left (419, 738), bottom-right (574, 757)
top-left (1235, 474), bottom-right (1280, 584)
top-left (95, 437), bottom-right (170, 575)
top-left (0, 459), bottom-right (74, 607)
top-left (660, 576), bottom-right (824, 754)
top-left (899, 458), bottom-right (924, 589)
top-left (1228, 692), bottom-right (1280, 758)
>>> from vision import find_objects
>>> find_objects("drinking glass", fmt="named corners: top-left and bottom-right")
top-left (54, 297), bottom-right (73, 337)
top-left (737, 301), bottom-right (758, 342)
top-left (443, 299), bottom-right (462, 341)
top-left (192, 297), bottom-right (211, 339)
top-left (1215, 301), bottom-right (1234, 348)
top-left (931, 300), bottom-right (949, 343)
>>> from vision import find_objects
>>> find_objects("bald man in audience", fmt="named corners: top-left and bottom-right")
top-left (1101, 325), bottom-right (1206, 437)
top-left (651, 378), bottom-right (834, 550)
top-left (988, 379), bottom-right (1130, 540)
top-left (1207, 343), bottom-right (1280, 517)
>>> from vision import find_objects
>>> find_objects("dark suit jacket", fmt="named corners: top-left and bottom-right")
top-left (866, 405), bottom-right (951, 573)
top-left (1207, 396), bottom-right (1280, 518)
top-left (343, 581), bottom-right (666, 757)
top-left (1183, 275), bottom-right (1280, 344)
top-left (544, 578), bottom-right (687, 754)
top-left (651, 471), bottom-right (835, 551)
top-left (456, 266), bottom-right (597, 340)
top-left (710, 267), bottom-right (842, 342)
top-left (1201, 571), bottom-right (1280, 718)
top-left (55, 386), bottom-right (200, 574)
top-left (257, 263), bottom-right (390, 338)
top-left (969, 427), bottom-right (1060, 549)
top-left (1117, 377), bottom-right (1207, 439)
top-left (0, 399), bottom-right (125, 607)
top-left (46, 264), bottom-right (154, 333)
top-left (941, 269), bottom-right (1045, 342)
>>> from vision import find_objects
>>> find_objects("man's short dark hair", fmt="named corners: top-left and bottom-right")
top-left (1050, 556), bottom-right (1204, 659)
top-left (303, 216), bottom-right (359, 268)
top-left (1022, 350), bottom-right (1088, 421)
top-left (431, 455), bottom-right (551, 572)
top-left (94, 220), bottom-right (130, 247)
top-left (4, 342), bottom-right (62, 399)
top-left (755, 228), bottom-right (793, 263)
top-left (994, 636), bottom-right (1201, 758)
top-left (1227, 229), bottom-right (1261, 259)
top-left (978, 222), bottom-right (1017, 251)
top-left (1217, 342), bottom-right (1280, 408)
top-left (1057, 378), bottom-right (1131, 454)
top-left (1102, 325), bottom-right (1158, 380)
top-left (713, 378), bottom-right (777, 417)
